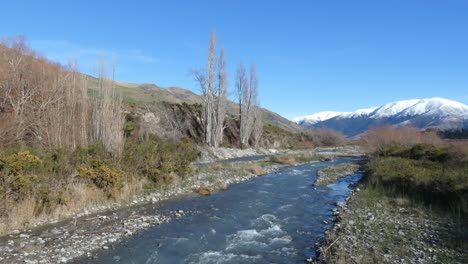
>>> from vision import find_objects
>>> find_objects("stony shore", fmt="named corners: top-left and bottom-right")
top-left (0, 160), bottom-right (286, 264)
top-left (316, 185), bottom-right (467, 263)
top-left (0, 146), bottom-right (365, 263)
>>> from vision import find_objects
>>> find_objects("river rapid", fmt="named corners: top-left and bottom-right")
top-left (75, 159), bottom-right (362, 264)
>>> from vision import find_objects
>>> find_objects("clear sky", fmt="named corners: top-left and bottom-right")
top-left (1, 0), bottom-right (468, 119)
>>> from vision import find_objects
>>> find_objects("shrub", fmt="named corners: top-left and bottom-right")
top-left (363, 125), bottom-right (442, 156)
top-left (122, 135), bottom-right (198, 185)
top-left (0, 151), bottom-right (42, 200)
top-left (306, 127), bottom-right (348, 147)
top-left (366, 151), bottom-right (468, 215)
top-left (78, 160), bottom-right (124, 198)
top-left (36, 189), bottom-right (71, 214)
top-left (0, 151), bottom-right (41, 175)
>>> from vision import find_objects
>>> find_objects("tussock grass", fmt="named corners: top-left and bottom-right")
top-left (366, 143), bottom-right (468, 215)
top-left (321, 184), bottom-right (467, 264)
top-left (246, 163), bottom-right (266, 175)
top-left (269, 152), bottom-right (319, 166)
top-left (315, 163), bottom-right (361, 186)
top-left (269, 155), bottom-right (297, 166)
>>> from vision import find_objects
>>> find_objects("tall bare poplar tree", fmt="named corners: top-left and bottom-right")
top-left (213, 47), bottom-right (228, 147)
top-left (236, 62), bottom-right (249, 147)
top-left (195, 31), bottom-right (228, 147)
top-left (237, 63), bottom-right (262, 148)
top-left (250, 64), bottom-right (263, 147)
top-left (235, 62), bottom-right (247, 130)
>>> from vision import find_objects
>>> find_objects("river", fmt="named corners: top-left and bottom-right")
top-left (75, 159), bottom-right (362, 264)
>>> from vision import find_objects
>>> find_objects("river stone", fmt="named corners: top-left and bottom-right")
top-left (51, 228), bottom-right (62, 235)
top-left (19, 234), bottom-right (30, 239)
top-left (336, 201), bottom-right (346, 209)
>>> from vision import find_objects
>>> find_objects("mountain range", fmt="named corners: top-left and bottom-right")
top-left (293, 98), bottom-right (468, 137)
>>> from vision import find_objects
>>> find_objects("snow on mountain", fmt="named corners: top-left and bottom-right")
top-left (293, 98), bottom-right (468, 137)
top-left (292, 111), bottom-right (344, 125)
top-left (341, 107), bottom-right (379, 118)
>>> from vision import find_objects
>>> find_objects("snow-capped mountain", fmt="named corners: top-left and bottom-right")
top-left (294, 98), bottom-right (468, 137)
top-left (292, 111), bottom-right (343, 125)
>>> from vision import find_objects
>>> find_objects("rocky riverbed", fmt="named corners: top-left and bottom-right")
top-left (0, 147), bottom-right (366, 263)
top-left (0, 160), bottom-right (284, 263)
top-left (316, 186), bottom-right (467, 263)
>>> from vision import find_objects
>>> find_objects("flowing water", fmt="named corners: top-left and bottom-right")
top-left (77, 159), bottom-right (362, 264)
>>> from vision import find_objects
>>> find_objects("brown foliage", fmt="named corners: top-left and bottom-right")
top-left (307, 127), bottom-right (348, 147)
top-left (362, 125), bottom-right (443, 155)
top-left (0, 37), bottom-right (124, 155)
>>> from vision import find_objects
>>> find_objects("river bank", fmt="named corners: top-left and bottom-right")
top-left (316, 184), bottom-right (467, 263)
top-left (0, 146), bottom-right (365, 263)
top-left (0, 161), bottom-right (281, 264)
top-left (73, 158), bottom-right (364, 263)
top-left (0, 147), bottom-right (365, 264)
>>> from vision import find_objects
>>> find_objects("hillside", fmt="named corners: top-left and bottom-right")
top-left (294, 98), bottom-right (468, 137)
top-left (84, 75), bottom-right (303, 137)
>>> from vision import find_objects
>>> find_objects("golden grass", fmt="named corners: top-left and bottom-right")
top-left (246, 163), bottom-right (266, 175)
top-left (192, 187), bottom-right (211, 196)
top-left (0, 177), bottom-right (147, 236)
top-left (270, 155), bottom-right (297, 166)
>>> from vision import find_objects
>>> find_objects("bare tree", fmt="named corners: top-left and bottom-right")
top-left (236, 62), bottom-right (252, 148)
top-left (249, 64), bottom-right (262, 147)
top-left (238, 63), bottom-right (262, 148)
top-left (0, 38), bottom-right (124, 155)
top-left (235, 62), bottom-right (247, 133)
top-left (0, 37), bottom-right (38, 143)
top-left (213, 47), bottom-right (228, 147)
top-left (91, 54), bottom-right (125, 156)
top-left (194, 31), bottom-right (228, 147)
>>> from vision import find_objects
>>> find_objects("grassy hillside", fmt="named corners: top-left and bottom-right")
top-left (84, 75), bottom-right (303, 135)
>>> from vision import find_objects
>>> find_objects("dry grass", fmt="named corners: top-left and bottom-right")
top-left (0, 177), bottom-right (147, 236)
top-left (192, 187), bottom-right (211, 196)
top-left (270, 155), bottom-right (297, 166)
top-left (0, 198), bottom-right (36, 234)
top-left (315, 163), bottom-right (360, 186)
top-left (246, 163), bottom-right (266, 175)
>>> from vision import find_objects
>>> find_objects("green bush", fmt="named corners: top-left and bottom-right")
top-left (0, 151), bottom-right (41, 175)
top-left (78, 159), bottom-right (124, 198)
top-left (366, 143), bottom-right (468, 215)
top-left (122, 135), bottom-right (198, 185)
top-left (368, 157), bottom-right (468, 192)
top-left (379, 143), bottom-right (453, 163)
top-left (0, 151), bottom-right (42, 200)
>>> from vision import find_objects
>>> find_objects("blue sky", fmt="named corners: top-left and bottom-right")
top-left (1, 0), bottom-right (468, 119)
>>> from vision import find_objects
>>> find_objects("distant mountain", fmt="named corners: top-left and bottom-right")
top-left (294, 98), bottom-right (468, 137)
top-left (291, 111), bottom-right (343, 125)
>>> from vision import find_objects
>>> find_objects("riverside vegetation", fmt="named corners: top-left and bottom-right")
top-left (0, 37), bottom-right (349, 236)
top-left (318, 125), bottom-right (468, 263)
top-left (0, 136), bottom-right (198, 234)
